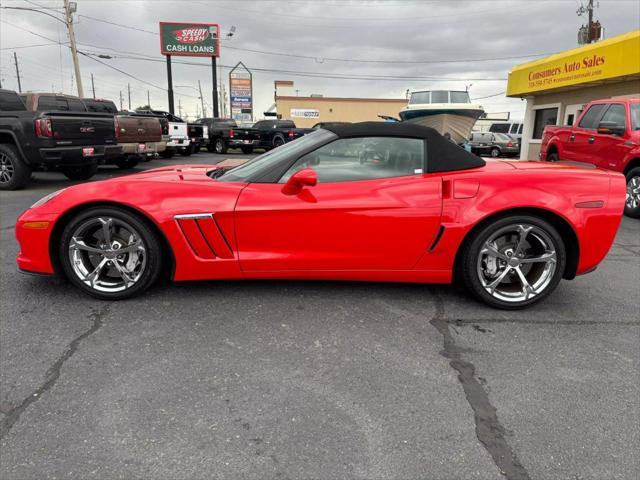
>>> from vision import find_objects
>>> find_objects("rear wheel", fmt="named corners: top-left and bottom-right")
top-left (461, 215), bottom-right (566, 309)
top-left (490, 147), bottom-right (501, 158)
top-left (214, 138), bottom-right (227, 154)
top-left (62, 163), bottom-right (98, 181)
top-left (241, 146), bottom-right (253, 154)
top-left (273, 136), bottom-right (285, 148)
top-left (115, 156), bottom-right (140, 170)
top-left (0, 144), bottom-right (31, 190)
top-left (547, 152), bottom-right (559, 162)
top-left (624, 167), bottom-right (640, 218)
top-left (59, 207), bottom-right (163, 300)
top-left (179, 144), bottom-right (193, 156)
top-left (160, 149), bottom-right (175, 159)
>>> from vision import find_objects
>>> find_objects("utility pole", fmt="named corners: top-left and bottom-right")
top-left (127, 83), bottom-right (131, 110)
top-left (587, 0), bottom-right (594, 39)
top-left (119, 91), bottom-right (123, 111)
top-left (13, 52), bottom-right (22, 93)
top-left (178, 98), bottom-right (182, 119)
top-left (198, 80), bottom-right (206, 118)
top-left (91, 73), bottom-right (96, 98)
top-left (63, 0), bottom-right (84, 97)
top-left (147, 90), bottom-right (150, 108)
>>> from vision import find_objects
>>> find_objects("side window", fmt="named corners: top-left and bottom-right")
top-left (280, 137), bottom-right (425, 184)
top-left (578, 104), bottom-right (607, 129)
top-left (600, 104), bottom-right (626, 128)
top-left (253, 121), bottom-right (267, 129)
top-left (510, 124), bottom-right (520, 134)
top-left (518, 124), bottom-right (523, 134)
top-left (489, 124), bottom-right (510, 134)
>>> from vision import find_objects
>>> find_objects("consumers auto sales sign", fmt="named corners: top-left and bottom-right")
top-left (160, 22), bottom-right (219, 57)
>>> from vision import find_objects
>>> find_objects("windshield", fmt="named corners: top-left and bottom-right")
top-left (631, 103), bottom-right (640, 130)
top-left (218, 129), bottom-right (336, 182)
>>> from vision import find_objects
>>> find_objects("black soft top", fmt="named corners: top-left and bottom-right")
top-left (323, 121), bottom-right (485, 173)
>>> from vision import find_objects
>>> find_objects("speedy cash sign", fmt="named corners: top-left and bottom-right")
top-left (160, 22), bottom-right (219, 57)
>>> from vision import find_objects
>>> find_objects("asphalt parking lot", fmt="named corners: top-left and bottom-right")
top-left (0, 152), bottom-right (638, 480)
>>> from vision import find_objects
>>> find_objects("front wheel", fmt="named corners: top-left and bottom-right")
top-left (461, 215), bottom-right (566, 309)
top-left (0, 144), bottom-right (31, 190)
top-left (62, 164), bottom-right (98, 181)
top-left (59, 207), bottom-right (163, 300)
top-left (624, 167), bottom-right (640, 218)
top-left (547, 152), bottom-right (559, 162)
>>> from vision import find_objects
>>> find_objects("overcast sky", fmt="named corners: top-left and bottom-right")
top-left (1, 0), bottom-right (638, 120)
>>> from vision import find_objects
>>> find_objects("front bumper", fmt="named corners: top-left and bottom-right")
top-left (38, 144), bottom-right (122, 168)
top-left (15, 210), bottom-right (57, 275)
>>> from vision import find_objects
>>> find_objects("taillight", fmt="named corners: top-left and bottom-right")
top-left (288, 130), bottom-right (294, 138)
top-left (34, 118), bottom-right (53, 138)
top-left (114, 116), bottom-right (120, 140)
top-left (229, 129), bottom-right (234, 138)
top-left (507, 141), bottom-right (513, 147)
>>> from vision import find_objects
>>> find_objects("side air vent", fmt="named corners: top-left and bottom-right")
top-left (175, 214), bottom-right (234, 259)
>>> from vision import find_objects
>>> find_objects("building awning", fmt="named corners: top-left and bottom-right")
top-left (507, 30), bottom-right (640, 97)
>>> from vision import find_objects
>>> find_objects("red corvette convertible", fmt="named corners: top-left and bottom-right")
top-left (16, 123), bottom-right (625, 309)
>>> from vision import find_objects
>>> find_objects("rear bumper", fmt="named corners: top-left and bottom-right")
top-left (229, 139), bottom-right (258, 147)
top-left (167, 138), bottom-right (189, 148)
top-left (119, 141), bottom-right (167, 155)
top-left (38, 144), bottom-right (122, 167)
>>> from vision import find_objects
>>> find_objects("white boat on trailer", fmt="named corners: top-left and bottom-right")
top-left (399, 90), bottom-right (484, 144)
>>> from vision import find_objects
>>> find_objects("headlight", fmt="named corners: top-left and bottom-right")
top-left (31, 188), bottom-right (66, 208)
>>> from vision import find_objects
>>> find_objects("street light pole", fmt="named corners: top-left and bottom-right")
top-left (63, 0), bottom-right (84, 97)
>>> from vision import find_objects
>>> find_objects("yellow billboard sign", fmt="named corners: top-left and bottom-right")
top-left (507, 30), bottom-right (640, 97)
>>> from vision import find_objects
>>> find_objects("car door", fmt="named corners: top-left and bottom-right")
top-left (589, 103), bottom-right (630, 170)
top-left (566, 103), bottom-right (608, 162)
top-left (234, 136), bottom-right (443, 272)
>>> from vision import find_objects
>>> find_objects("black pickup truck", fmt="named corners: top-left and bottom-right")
top-left (230, 119), bottom-right (311, 153)
top-left (0, 89), bottom-right (120, 190)
top-left (195, 117), bottom-right (259, 154)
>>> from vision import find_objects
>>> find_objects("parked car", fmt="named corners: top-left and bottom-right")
top-left (1, 89), bottom-right (120, 190)
top-left (81, 98), bottom-right (166, 168)
top-left (17, 122), bottom-right (625, 309)
top-left (230, 119), bottom-right (312, 153)
top-left (468, 131), bottom-right (519, 157)
top-left (540, 98), bottom-right (640, 217)
top-left (489, 121), bottom-right (524, 145)
top-left (186, 123), bottom-right (204, 155)
top-left (135, 110), bottom-right (189, 158)
top-left (195, 117), bottom-right (256, 154)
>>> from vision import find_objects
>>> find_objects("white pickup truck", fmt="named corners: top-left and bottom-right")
top-left (136, 110), bottom-right (190, 158)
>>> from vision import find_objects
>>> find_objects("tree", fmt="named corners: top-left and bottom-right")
top-left (135, 104), bottom-right (151, 111)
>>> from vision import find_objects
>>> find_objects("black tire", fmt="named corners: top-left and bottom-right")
top-left (624, 167), bottom-right (640, 218)
top-left (160, 149), bottom-right (175, 159)
top-left (59, 206), bottom-right (164, 300)
top-left (214, 138), bottom-right (228, 154)
top-left (460, 215), bottom-right (566, 309)
top-left (273, 136), bottom-right (285, 148)
top-left (0, 143), bottom-right (31, 190)
top-left (179, 144), bottom-right (193, 156)
top-left (62, 163), bottom-right (98, 181)
top-left (547, 152), bottom-right (559, 162)
top-left (490, 147), bottom-right (501, 158)
top-left (115, 156), bottom-right (140, 170)
top-left (241, 146), bottom-right (253, 154)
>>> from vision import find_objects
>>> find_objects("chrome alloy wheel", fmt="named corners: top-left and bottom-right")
top-left (477, 224), bottom-right (557, 303)
top-left (0, 152), bottom-right (15, 184)
top-left (626, 175), bottom-right (640, 210)
top-left (68, 217), bottom-right (147, 293)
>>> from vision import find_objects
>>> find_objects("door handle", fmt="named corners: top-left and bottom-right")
top-left (588, 137), bottom-right (595, 144)
top-left (569, 134), bottom-right (575, 142)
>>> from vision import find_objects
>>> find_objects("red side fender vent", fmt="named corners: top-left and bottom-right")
top-left (175, 214), bottom-right (234, 259)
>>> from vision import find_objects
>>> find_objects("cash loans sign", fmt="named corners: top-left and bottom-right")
top-left (160, 22), bottom-right (219, 57)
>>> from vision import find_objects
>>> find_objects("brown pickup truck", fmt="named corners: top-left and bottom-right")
top-left (82, 98), bottom-right (166, 169)
top-left (20, 93), bottom-right (166, 169)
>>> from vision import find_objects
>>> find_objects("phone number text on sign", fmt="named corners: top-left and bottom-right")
top-left (291, 109), bottom-right (320, 118)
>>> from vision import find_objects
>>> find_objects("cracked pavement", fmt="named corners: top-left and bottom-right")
top-left (1, 154), bottom-right (638, 479)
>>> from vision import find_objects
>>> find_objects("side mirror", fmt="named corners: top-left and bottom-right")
top-left (597, 121), bottom-right (625, 136)
top-left (282, 168), bottom-right (317, 195)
